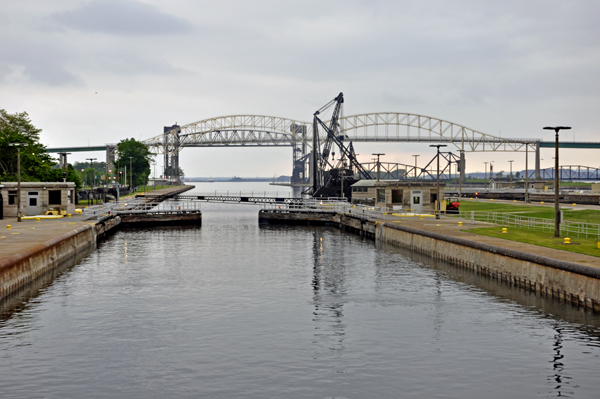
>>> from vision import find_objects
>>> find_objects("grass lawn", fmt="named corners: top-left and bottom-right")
top-left (458, 199), bottom-right (600, 224)
top-left (465, 226), bottom-right (600, 258)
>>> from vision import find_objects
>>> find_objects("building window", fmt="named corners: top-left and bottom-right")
top-left (413, 196), bottom-right (420, 205)
top-left (377, 189), bottom-right (386, 203)
top-left (391, 189), bottom-right (402, 203)
top-left (8, 191), bottom-right (17, 205)
top-left (49, 190), bottom-right (62, 205)
top-left (430, 193), bottom-right (437, 204)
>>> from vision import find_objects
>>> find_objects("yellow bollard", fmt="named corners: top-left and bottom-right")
top-left (458, 221), bottom-right (463, 226)
top-left (502, 228), bottom-right (507, 233)
top-left (572, 203), bottom-right (576, 206)
top-left (490, 199), bottom-right (494, 201)
top-left (420, 216), bottom-right (423, 220)
top-left (36, 218), bottom-right (40, 222)
top-left (541, 201), bottom-right (544, 204)
top-left (513, 200), bottom-right (517, 203)
top-left (68, 214), bottom-right (71, 217)
top-left (597, 242), bottom-right (600, 249)
top-left (7, 225), bottom-right (11, 229)
top-left (564, 237), bottom-right (571, 244)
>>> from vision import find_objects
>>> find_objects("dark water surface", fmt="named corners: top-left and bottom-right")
top-left (2, 192), bottom-right (600, 398)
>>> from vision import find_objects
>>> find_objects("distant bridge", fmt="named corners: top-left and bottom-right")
top-left (47, 113), bottom-right (600, 182)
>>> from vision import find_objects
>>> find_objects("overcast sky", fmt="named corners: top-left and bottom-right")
top-left (2, 0), bottom-right (599, 177)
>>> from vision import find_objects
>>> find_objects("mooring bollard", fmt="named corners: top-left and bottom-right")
top-left (572, 203), bottom-right (576, 206)
top-left (502, 228), bottom-right (507, 233)
top-left (7, 225), bottom-right (11, 229)
top-left (564, 237), bottom-right (571, 244)
top-left (541, 201), bottom-right (545, 204)
top-left (458, 221), bottom-right (463, 226)
top-left (36, 218), bottom-right (40, 222)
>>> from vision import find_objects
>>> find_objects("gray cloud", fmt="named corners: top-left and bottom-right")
top-left (51, 0), bottom-right (192, 36)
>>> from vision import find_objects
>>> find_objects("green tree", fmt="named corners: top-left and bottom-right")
top-left (116, 138), bottom-right (154, 187)
top-left (165, 165), bottom-right (185, 178)
top-left (0, 109), bottom-right (82, 188)
top-left (0, 109), bottom-right (56, 181)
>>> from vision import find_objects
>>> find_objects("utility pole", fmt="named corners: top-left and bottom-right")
top-left (412, 155), bottom-right (419, 182)
top-left (509, 160), bottom-right (514, 184)
top-left (525, 144), bottom-right (530, 203)
top-left (544, 126), bottom-right (571, 237)
top-left (430, 145), bottom-right (447, 219)
top-left (372, 153), bottom-right (385, 182)
top-left (9, 143), bottom-right (26, 222)
top-left (87, 157), bottom-right (97, 205)
top-left (129, 157), bottom-right (134, 192)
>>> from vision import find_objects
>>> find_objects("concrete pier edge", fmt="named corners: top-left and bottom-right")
top-left (381, 222), bottom-right (600, 280)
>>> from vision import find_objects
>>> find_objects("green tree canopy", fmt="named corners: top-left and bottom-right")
top-left (0, 109), bottom-right (82, 188)
top-left (116, 138), bottom-right (154, 187)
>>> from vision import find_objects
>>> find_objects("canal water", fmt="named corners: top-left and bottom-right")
top-left (1, 183), bottom-right (600, 398)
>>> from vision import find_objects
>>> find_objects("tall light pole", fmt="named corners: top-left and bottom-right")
top-left (129, 157), bottom-right (134, 191)
top-left (544, 126), bottom-right (571, 237)
top-left (412, 154), bottom-right (420, 182)
top-left (525, 144), bottom-right (530, 203)
top-left (508, 160), bottom-right (514, 184)
top-left (372, 153), bottom-right (385, 182)
top-left (87, 158), bottom-right (97, 205)
top-left (484, 161), bottom-right (488, 189)
top-left (9, 143), bottom-right (26, 222)
top-left (430, 144), bottom-right (447, 219)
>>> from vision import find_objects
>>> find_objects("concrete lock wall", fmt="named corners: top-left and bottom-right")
top-left (0, 217), bottom-right (121, 300)
top-left (376, 222), bottom-right (600, 311)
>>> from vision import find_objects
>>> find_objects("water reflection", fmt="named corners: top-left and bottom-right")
top-left (311, 231), bottom-right (346, 352)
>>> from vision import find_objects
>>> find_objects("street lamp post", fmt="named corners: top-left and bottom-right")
top-left (544, 126), bottom-right (571, 237)
top-left (9, 143), bottom-right (26, 222)
top-left (87, 157), bottom-right (97, 205)
top-left (430, 144), bottom-right (447, 219)
top-left (129, 157), bottom-right (134, 192)
top-left (525, 145), bottom-right (530, 203)
top-left (484, 162), bottom-right (488, 189)
top-left (412, 155), bottom-right (419, 182)
top-left (508, 160), bottom-right (514, 184)
top-left (372, 153), bottom-right (385, 182)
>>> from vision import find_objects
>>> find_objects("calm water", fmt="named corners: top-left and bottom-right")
top-left (1, 183), bottom-right (600, 398)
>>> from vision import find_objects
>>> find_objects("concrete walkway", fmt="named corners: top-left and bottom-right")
top-left (385, 215), bottom-right (600, 270)
top-left (0, 185), bottom-right (193, 261)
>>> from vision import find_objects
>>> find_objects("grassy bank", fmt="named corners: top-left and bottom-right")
top-left (465, 225), bottom-right (600, 258)
top-left (457, 199), bottom-right (600, 224)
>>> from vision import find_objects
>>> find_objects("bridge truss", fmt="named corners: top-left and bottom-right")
top-left (142, 113), bottom-right (537, 182)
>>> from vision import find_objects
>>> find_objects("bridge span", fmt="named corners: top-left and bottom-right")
top-left (47, 112), bottom-right (600, 182)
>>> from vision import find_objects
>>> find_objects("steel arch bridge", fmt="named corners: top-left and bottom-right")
top-left (144, 113), bottom-right (533, 151)
top-left (143, 113), bottom-right (537, 182)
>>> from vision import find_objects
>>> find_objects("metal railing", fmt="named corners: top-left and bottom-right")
top-left (261, 199), bottom-right (434, 221)
top-left (82, 200), bottom-right (201, 220)
top-left (458, 210), bottom-right (600, 239)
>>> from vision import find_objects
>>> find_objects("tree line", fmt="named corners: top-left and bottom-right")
top-left (1, 108), bottom-right (156, 190)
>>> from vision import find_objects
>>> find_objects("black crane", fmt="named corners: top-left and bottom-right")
top-left (310, 93), bottom-right (372, 198)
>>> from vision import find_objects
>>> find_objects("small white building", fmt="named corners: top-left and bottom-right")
top-left (350, 180), bottom-right (445, 213)
top-left (1, 182), bottom-right (76, 218)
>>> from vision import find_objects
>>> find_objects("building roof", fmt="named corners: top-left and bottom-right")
top-left (350, 179), bottom-right (444, 187)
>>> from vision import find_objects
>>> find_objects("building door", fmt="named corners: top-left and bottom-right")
top-left (27, 191), bottom-right (40, 216)
top-left (411, 190), bottom-right (423, 213)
